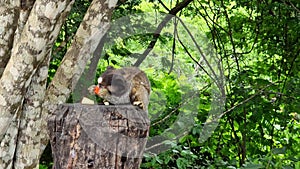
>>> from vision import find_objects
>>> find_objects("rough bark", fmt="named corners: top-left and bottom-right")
top-left (0, 0), bottom-right (74, 168)
top-left (12, 0), bottom-right (36, 48)
top-left (0, 0), bottom-right (119, 168)
top-left (3, 1), bottom-right (42, 168)
top-left (39, 0), bottom-right (118, 157)
top-left (13, 1), bottom-right (73, 168)
top-left (0, 1), bottom-right (20, 76)
top-left (0, 0), bottom-right (73, 139)
top-left (48, 104), bottom-right (149, 169)
top-left (14, 55), bottom-right (50, 169)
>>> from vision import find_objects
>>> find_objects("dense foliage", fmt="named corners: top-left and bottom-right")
top-left (42, 0), bottom-right (299, 168)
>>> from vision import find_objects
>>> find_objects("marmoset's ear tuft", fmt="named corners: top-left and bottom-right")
top-left (106, 66), bottom-right (115, 70)
top-left (98, 77), bottom-right (102, 84)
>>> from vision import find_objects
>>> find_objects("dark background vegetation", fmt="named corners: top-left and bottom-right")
top-left (41, 0), bottom-right (299, 168)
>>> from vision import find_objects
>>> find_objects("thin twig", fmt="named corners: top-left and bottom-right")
top-left (152, 83), bottom-right (211, 126)
top-left (176, 18), bottom-right (224, 92)
top-left (217, 82), bottom-right (276, 118)
top-left (283, 0), bottom-right (300, 13)
top-left (168, 18), bottom-right (178, 74)
top-left (157, 0), bottom-right (170, 12)
top-left (176, 32), bottom-right (215, 84)
top-left (133, 0), bottom-right (193, 67)
top-left (220, 0), bottom-right (240, 72)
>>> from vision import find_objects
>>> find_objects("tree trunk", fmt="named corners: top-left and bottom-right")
top-left (39, 0), bottom-right (118, 165)
top-left (0, 1), bottom-right (74, 168)
top-left (48, 104), bottom-right (149, 169)
top-left (0, 0), bottom-right (118, 168)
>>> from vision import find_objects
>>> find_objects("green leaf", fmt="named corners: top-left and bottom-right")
top-left (241, 164), bottom-right (264, 169)
top-left (176, 158), bottom-right (188, 169)
top-left (272, 147), bottom-right (286, 155)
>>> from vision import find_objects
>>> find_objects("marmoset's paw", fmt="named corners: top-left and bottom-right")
top-left (103, 101), bottom-right (110, 105)
top-left (88, 85), bottom-right (96, 95)
top-left (133, 101), bottom-right (144, 109)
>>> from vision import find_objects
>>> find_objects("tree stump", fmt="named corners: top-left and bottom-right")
top-left (47, 104), bottom-right (150, 169)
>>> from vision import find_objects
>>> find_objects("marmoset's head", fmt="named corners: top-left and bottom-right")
top-left (95, 66), bottom-right (130, 97)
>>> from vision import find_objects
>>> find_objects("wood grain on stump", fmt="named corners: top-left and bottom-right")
top-left (47, 104), bottom-right (150, 169)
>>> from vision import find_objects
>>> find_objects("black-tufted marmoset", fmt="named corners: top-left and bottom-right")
top-left (88, 66), bottom-right (151, 112)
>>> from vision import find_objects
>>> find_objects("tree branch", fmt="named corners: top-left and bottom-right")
top-left (157, 0), bottom-right (170, 12)
top-left (168, 18), bottom-right (178, 74)
top-left (133, 0), bottom-right (193, 67)
top-left (220, 0), bottom-right (240, 72)
top-left (217, 82), bottom-right (276, 118)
